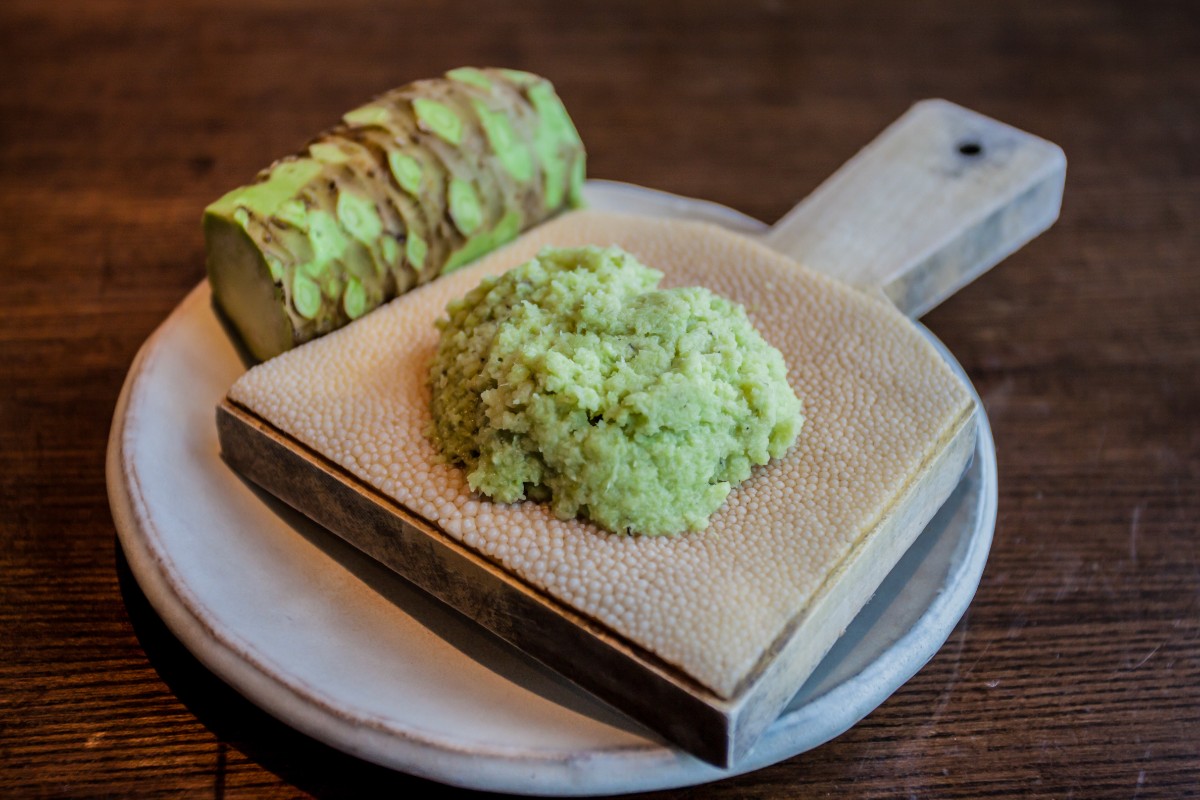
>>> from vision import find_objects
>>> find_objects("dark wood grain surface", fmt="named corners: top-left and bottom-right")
top-left (2, 1), bottom-right (1197, 797)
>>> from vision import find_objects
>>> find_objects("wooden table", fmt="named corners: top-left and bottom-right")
top-left (3, 1), bottom-right (1197, 796)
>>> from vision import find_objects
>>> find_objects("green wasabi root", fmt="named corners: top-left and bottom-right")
top-left (205, 68), bottom-right (586, 362)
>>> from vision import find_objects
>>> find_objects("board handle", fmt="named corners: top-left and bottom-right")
top-left (762, 99), bottom-right (1066, 318)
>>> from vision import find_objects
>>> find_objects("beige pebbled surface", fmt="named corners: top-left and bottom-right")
top-left (229, 210), bottom-right (973, 699)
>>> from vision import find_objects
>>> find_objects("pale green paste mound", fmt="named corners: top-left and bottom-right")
top-left (427, 246), bottom-right (804, 535)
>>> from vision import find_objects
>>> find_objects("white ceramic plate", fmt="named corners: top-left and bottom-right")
top-left (107, 181), bottom-right (996, 796)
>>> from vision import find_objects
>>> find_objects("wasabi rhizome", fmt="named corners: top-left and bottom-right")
top-left (205, 68), bottom-right (585, 361)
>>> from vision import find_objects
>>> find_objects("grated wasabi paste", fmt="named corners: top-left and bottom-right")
top-left (427, 246), bottom-right (804, 536)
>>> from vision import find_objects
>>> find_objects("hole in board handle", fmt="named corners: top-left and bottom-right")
top-left (957, 141), bottom-right (983, 157)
